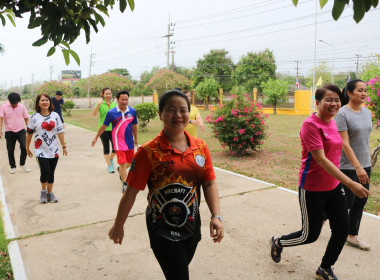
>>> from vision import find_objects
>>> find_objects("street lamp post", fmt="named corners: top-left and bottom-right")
top-left (319, 39), bottom-right (335, 84)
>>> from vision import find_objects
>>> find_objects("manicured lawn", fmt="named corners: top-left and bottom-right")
top-left (65, 109), bottom-right (380, 215)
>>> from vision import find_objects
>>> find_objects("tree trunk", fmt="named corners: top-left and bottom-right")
top-left (273, 106), bottom-right (277, 115)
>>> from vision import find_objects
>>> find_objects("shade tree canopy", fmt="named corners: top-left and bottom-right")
top-left (232, 49), bottom-right (276, 93)
top-left (261, 78), bottom-right (289, 115)
top-left (194, 77), bottom-right (220, 108)
top-left (193, 49), bottom-right (234, 91)
top-left (293, 0), bottom-right (378, 23)
top-left (0, 0), bottom-right (135, 65)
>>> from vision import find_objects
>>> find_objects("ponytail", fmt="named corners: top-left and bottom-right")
top-left (341, 87), bottom-right (349, 106)
top-left (342, 79), bottom-right (364, 106)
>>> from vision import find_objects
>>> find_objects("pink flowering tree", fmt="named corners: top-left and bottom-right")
top-left (37, 81), bottom-right (72, 97)
top-left (144, 69), bottom-right (191, 95)
top-left (87, 73), bottom-right (134, 98)
top-left (365, 77), bottom-right (380, 125)
top-left (206, 94), bottom-right (268, 155)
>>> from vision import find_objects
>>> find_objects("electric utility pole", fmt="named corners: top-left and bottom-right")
top-left (355, 54), bottom-right (361, 78)
top-left (87, 50), bottom-right (96, 108)
top-left (171, 50), bottom-right (175, 71)
top-left (162, 15), bottom-right (174, 69)
top-left (295, 60), bottom-right (301, 79)
top-left (50, 64), bottom-right (55, 81)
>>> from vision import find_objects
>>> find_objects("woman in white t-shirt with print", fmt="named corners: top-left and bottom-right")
top-left (26, 93), bottom-right (67, 203)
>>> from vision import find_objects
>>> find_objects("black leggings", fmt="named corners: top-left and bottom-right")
top-left (150, 235), bottom-right (198, 280)
top-left (36, 157), bottom-right (59, 183)
top-left (99, 131), bottom-right (115, 155)
top-left (279, 186), bottom-right (348, 269)
top-left (339, 167), bottom-right (371, 236)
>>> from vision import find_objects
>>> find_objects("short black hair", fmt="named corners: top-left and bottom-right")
top-left (315, 84), bottom-right (343, 102)
top-left (116, 90), bottom-right (129, 99)
top-left (8, 92), bottom-right (21, 105)
top-left (158, 90), bottom-right (190, 112)
top-left (56, 91), bottom-right (63, 96)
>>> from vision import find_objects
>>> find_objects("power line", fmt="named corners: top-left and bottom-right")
top-left (175, 0), bottom-right (289, 24)
top-left (176, 0), bottom-right (313, 29)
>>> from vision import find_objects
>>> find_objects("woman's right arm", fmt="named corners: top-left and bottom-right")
top-left (92, 100), bottom-right (102, 116)
top-left (108, 186), bottom-right (140, 245)
top-left (310, 149), bottom-right (370, 198)
top-left (339, 131), bottom-right (369, 184)
top-left (26, 133), bottom-right (33, 158)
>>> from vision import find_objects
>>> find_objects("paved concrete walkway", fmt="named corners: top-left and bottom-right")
top-left (1, 124), bottom-right (379, 279)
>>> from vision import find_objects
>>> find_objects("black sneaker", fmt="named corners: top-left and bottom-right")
top-left (269, 236), bottom-right (282, 263)
top-left (315, 266), bottom-right (339, 280)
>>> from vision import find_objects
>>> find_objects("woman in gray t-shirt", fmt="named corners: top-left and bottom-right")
top-left (335, 79), bottom-right (372, 251)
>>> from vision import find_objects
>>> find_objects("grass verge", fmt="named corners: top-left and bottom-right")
top-left (0, 213), bottom-right (12, 279)
top-left (65, 109), bottom-right (380, 215)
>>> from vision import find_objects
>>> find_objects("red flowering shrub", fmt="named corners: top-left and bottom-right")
top-left (206, 94), bottom-right (268, 155)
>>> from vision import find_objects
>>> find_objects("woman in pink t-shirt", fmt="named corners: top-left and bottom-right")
top-left (269, 85), bottom-right (370, 280)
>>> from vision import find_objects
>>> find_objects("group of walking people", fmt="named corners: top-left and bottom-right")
top-left (270, 79), bottom-right (372, 280)
top-left (0, 79), bottom-right (373, 279)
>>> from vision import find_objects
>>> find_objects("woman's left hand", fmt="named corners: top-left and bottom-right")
top-left (62, 147), bottom-right (68, 156)
top-left (210, 218), bottom-right (224, 243)
top-left (356, 166), bottom-right (369, 184)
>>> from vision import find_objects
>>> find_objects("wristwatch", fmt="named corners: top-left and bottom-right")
top-left (211, 215), bottom-right (223, 222)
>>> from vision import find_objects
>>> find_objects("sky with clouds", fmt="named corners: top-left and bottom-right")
top-left (0, 0), bottom-right (379, 89)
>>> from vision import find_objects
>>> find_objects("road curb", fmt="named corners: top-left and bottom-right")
top-left (0, 172), bottom-right (27, 280)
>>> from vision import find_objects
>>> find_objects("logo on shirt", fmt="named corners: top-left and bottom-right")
top-left (195, 155), bottom-right (205, 167)
top-left (161, 160), bottom-right (175, 167)
top-left (324, 132), bottom-right (328, 137)
top-left (340, 187), bottom-right (345, 196)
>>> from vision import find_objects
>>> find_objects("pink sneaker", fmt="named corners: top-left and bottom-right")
top-left (345, 235), bottom-right (371, 251)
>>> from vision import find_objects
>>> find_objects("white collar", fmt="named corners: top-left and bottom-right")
top-left (116, 106), bottom-right (129, 114)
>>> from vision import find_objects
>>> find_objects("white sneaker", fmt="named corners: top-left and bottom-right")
top-left (10, 168), bottom-right (16, 174)
top-left (346, 235), bottom-right (371, 251)
top-left (20, 165), bottom-right (31, 172)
